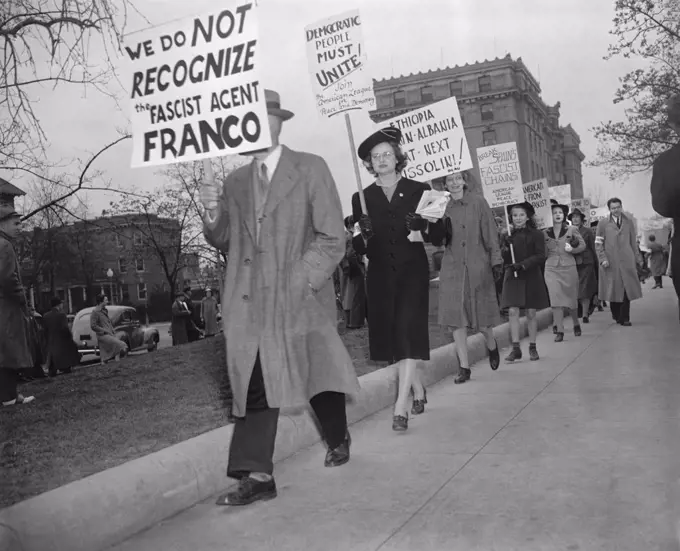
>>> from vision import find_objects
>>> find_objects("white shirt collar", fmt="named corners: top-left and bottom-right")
top-left (256, 145), bottom-right (283, 178)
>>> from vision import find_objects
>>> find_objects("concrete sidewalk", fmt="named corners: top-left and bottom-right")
top-left (112, 282), bottom-right (680, 551)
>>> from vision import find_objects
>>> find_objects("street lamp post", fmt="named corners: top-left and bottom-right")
top-left (107, 268), bottom-right (114, 304)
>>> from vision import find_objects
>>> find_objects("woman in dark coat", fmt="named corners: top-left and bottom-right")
top-left (352, 127), bottom-right (429, 432)
top-left (44, 297), bottom-right (80, 376)
top-left (568, 209), bottom-right (598, 323)
top-left (500, 202), bottom-right (549, 362)
top-left (339, 215), bottom-right (367, 329)
top-left (171, 290), bottom-right (191, 345)
top-left (647, 235), bottom-right (667, 288)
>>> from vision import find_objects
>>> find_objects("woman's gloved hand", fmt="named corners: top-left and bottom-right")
top-left (405, 212), bottom-right (428, 232)
top-left (358, 215), bottom-right (374, 240)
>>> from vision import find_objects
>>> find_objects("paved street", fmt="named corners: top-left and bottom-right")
top-left (111, 281), bottom-right (680, 551)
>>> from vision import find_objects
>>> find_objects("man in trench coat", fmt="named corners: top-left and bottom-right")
top-left (0, 204), bottom-right (35, 406)
top-left (594, 197), bottom-right (642, 326)
top-left (200, 89), bottom-right (360, 507)
top-left (650, 93), bottom-right (680, 320)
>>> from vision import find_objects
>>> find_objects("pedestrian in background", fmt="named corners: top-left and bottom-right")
top-left (338, 215), bottom-right (366, 329)
top-left (352, 126), bottom-right (430, 432)
top-left (595, 198), bottom-right (642, 326)
top-left (171, 289), bottom-right (191, 345)
top-left (429, 170), bottom-right (503, 384)
top-left (500, 202), bottom-right (549, 362)
top-left (44, 297), bottom-right (80, 377)
top-left (568, 208), bottom-right (598, 323)
top-left (544, 202), bottom-right (585, 342)
top-left (648, 235), bottom-right (667, 289)
top-left (200, 288), bottom-right (219, 337)
top-left (90, 294), bottom-right (128, 364)
top-left (0, 203), bottom-right (35, 406)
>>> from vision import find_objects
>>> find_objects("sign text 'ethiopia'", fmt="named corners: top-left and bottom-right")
top-left (305, 10), bottom-right (375, 118)
top-left (123, 2), bottom-right (271, 167)
top-left (380, 96), bottom-right (472, 179)
top-left (477, 142), bottom-right (524, 209)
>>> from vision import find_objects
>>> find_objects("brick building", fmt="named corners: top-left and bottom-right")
top-left (370, 54), bottom-right (585, 199)
top-left (21, 213), bottom-right (199, 315)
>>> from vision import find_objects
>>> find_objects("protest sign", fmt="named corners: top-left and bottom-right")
top-left (305, 10), bottom-right (375, 118)
top-left (476, 142), bottom-right (524, 209)
top-left (122, 2), bottom-right (271, 167)
top-left (570, 198), bottom-right (591, 225)
top-left (522, 178), bottom-right (551, 229)
top-left (380, 96), bottom-right (472, 180)
top-left (590, 206), bottom-right (609, 223)
top-left (549, 184), bottom-right (571, 205)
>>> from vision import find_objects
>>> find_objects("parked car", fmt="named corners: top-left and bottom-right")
top-left (71, 305), bottom-right (159, 362)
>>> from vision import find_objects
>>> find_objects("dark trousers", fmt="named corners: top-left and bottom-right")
top-left (654, 276), bottom-right (663, 287)
top-left (0, 368), bottom-right (19, 403)
top-left (610, 292), bottom-right (631, 323)
top-left (227, 353), bottom-right (348, 479)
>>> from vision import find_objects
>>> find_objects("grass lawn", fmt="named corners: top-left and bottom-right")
top-left (0, 321), bottom-right (451, 509)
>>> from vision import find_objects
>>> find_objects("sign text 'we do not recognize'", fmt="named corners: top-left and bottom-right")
top-left (305, 10), bottom-right (375, 118)
top-left (123, 2), bottom-right (270, 167)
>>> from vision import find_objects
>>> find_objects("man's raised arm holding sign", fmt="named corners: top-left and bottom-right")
top-left (199, 89), bottom-right (360, 508)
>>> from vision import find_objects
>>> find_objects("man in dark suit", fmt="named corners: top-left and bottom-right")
top-left (650, 93), bottom-right (680, 320)
top-left (44, 297), bottom-right (80, 377)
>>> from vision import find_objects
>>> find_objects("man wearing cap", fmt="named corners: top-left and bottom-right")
top-left (200, 89), bottom-right (360, 506)
top-left (0, 203), bottom-right (35, 406)
top-left (651, 93), bottom-right (680, 320)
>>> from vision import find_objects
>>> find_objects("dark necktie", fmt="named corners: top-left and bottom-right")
top-left (616, 217), bottom-right (621, 228)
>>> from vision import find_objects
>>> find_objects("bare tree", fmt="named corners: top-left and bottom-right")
top-left (591, 0), bottom-right (680, 179)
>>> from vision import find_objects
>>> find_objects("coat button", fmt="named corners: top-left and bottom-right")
top-left (244, 259), bottom-right (251, 265)
top-left (461, 241), bottom-right (466, 247)
top-left (242, 294), bottom-right (250, 301)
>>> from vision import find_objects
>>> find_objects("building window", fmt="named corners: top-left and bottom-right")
top-left (137, 283), bottom-right (147, 301)
top-left (421, 85), bottom-right (433, 103)
top-left (481, 103), bottom-right (494, 121)
top-left (482, 130), bottom-right (497, 146)
top-left (540, 165), bottom-right (545, 178)
top-left (478, 75), bottom-right (491, 93)
top-left (449, 80), bottom-right (463, 97)
top-left (118, 258), bottom-right (127, 273)
top-left (136, 258), bottom-right (145, 272)
top-left (114, 233), bottom-right (121, 247)
top-left (134, 233), bottom-right (143, 247)
top-left (122, 285), bottom-right (130, 303)
top-left (393, 90), bottom-right (406, 107)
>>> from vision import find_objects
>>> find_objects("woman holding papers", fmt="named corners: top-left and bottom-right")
top-left (501, 202), bottom-right (550, 362)
top-left (352, 127), bottom-right (430, 432)
top-left (428, 171), bottom-right (503, 384)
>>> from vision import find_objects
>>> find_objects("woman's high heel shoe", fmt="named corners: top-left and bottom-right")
top-left (392, 414), bottom-right (408, 431)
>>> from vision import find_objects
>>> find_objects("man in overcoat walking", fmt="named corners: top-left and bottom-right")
top-left (0, 204), bottom-right (35, 406)
top-left (594, 197), bottom-right (642, 326)
top-left (650, 93), bottom-right (680, 319)
top-left (200, 89), bottom-right (360, 506)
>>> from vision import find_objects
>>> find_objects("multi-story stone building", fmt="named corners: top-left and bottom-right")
top-left (370, 54), bottom-right (585, 199)
top-left (21, 213), bottom-right (200, 316)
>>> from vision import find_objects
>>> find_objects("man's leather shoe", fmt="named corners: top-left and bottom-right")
top-left (454, 367), bottom-right (471, 384)
top-left (216, 477), bottom-right (277, 506)
top-left (488, 343), bottom-right (500, 370)
top-left (325, 432), bottom-right (351, 467)
top-left (620, 321), bottom-right (632, 326)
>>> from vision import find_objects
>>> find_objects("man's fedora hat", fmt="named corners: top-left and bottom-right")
top-left (0, 204), bottom-right (21, 223)
top-left (568, 208), bottom-right (585, 221)
top-left (357, 127), bottom-right (402, 160)
top-left (265, 89), bottom-right (294, 121)
top-left (506, 201), bottom-right (536, 217)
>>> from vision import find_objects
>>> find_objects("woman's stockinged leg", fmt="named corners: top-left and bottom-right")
top-left (509, 307), bottom-right (520, 342)
top-left (453, 327), bottom-right (469, 368)
top-left (394, 359), bottom-right (418, 416)
top-left (526, 309), bottom-right (538, 342)
top-left (553, 307), bottom-right (564, 331)
top-left (481, 326), bottom-right (497, 349)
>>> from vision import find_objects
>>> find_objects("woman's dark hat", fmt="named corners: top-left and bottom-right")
top-left (568, 208), bottom-right (585, 221)
top-left (50, 297), bottom-right (63, 308)
top-left (551, 203), bottom-right (570, 218)
top-left (357, 127), bottom-right (402, 159)
top-left (507, 201), bottom-right (535, 217)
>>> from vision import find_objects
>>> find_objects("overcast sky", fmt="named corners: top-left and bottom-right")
top-left (8, 0), bottom-right (655, 217)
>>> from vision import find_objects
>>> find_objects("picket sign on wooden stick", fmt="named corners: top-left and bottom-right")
top-left (344, 113), bottom-right (368, 216)
top-left (504, 208), bottom-right (518, 279)
top-left (202, 159), bottom-right (215, 185)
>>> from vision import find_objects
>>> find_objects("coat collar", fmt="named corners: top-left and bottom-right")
top-left (231, 145), bottom-right (301, 242)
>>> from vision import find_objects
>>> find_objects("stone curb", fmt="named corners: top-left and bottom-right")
top-left (0, 308), bottom-right (553, 551)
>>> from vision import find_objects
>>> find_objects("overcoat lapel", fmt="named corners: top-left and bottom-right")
top-left (230, 165), bottom-right (257, 243)
top-left (263, 146), bottom-right (301, 216)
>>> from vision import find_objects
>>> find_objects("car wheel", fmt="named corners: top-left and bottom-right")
top-left (147, 342), bottom-right (158, 352)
